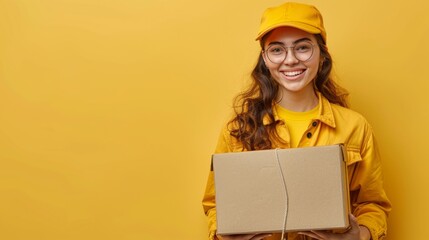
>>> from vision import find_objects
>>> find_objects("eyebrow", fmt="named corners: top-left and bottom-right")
top-left (267, 37), bottom-right (313, 46)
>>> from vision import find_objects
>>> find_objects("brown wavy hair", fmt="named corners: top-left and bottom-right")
top-left (228, 34), bottom-right (348, 151)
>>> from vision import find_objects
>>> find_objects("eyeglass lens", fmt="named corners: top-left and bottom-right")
top-left (266, 41), bottom-right (314, 63)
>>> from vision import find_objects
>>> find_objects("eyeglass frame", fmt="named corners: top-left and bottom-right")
top-left (262, 40), bottom-right (316, 64)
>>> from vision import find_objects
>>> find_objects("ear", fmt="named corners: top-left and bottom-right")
top-left (261, 51), bottom-right (268, 65)
top-left (318, 56), bottom-right (325, 69)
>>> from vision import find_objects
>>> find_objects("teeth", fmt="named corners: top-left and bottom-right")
top-left (284, 70), bottom-right (304, 77)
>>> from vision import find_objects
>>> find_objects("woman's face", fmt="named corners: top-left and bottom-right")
top-left (262, 27), bottom-right (320, 97)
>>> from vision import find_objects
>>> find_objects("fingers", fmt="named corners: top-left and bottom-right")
top-left (217, 234), bottom-right (256, 240)
top-left (239, 234), bottom-right (259, 239)
top-left (298, 231), bottom-right (325, 240)
top-left (250, 233), bottom-right (272, 240)
top-left (349, 213), bottom-right (359, 227)
top-left (217, 233), bottom-right (272, 240)
top-left (348, 213), bottom-right (361, 234)
top-left (297, 215), bottom-right (362, 240)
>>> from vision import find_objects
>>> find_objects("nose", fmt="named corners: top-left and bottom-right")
top-left (283, 48), bottom-right (299, 65)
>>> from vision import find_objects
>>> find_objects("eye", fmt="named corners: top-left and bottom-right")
top-left (268, 46), bottom-right (286, 55)
top-left (294, 42), bottom-right (312, 53)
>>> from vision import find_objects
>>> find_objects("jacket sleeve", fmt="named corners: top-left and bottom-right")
top-left (202, 127), bottom-right (232, 240)
top-left (350, 124), bottom-right (392, 240)
top-left (202, 171), bottom-right (218, 240)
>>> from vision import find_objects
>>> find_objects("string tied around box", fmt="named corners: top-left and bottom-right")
top-left (275, 148), bottom-right (289, 240)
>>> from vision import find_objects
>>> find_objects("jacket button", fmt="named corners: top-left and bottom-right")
top-left (312, 121), bottom-right (317, 127)
top-left (306, 132), bottom-right (312, 138)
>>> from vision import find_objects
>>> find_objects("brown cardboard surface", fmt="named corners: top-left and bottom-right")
top-left (212, 145), bottom-right (350, 235)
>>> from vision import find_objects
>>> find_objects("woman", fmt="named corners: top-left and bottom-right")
top-left (202, 2), bottom-right (391, 240)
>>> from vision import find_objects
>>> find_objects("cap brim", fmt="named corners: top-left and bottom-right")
top-left (256, 22), bottom-right (322, 41)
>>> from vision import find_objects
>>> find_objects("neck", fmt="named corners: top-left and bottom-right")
top-left (277, 89), bottom-right (319, 112)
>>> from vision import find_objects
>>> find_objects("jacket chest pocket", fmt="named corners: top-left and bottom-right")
top-left (345, 147), bottom-right (363, 185)
top-left (345, 147), bottom-right (364, 210)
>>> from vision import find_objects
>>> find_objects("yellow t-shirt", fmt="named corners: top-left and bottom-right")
top-left (275, 104), bottom-right (319, 148)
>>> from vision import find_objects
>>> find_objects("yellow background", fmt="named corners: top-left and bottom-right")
top-left (0, 0), bottom-right (428, 239)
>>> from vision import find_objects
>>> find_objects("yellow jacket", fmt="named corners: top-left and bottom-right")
top-left (202, 94), bottom-right (392, 240)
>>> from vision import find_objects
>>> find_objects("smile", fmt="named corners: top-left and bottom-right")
top-left (282, 69), bottom-right (305, 77)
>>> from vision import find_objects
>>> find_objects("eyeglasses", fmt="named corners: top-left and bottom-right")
top-left (264, 41), bottom-right (315, 63)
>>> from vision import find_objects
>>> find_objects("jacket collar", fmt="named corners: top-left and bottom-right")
top-left (315, 92), bottom-right (336, 128)
top-left (264, 92), bottom-right (336, 128)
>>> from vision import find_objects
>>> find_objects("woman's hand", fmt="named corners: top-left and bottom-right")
top-left (216, 233), bottom-right (272, 240)
top-left (298, 214), bottom-right (370, 240)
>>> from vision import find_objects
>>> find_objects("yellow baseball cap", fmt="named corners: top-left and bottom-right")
top-left (256, 2), bottom-right (327, 42)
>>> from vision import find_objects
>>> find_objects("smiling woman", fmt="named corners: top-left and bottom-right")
top-left (202, 2), bottom-right (391, 240)
top-left (261, 27), bottom-right (321, 111)
top-left (1, 0), bottom-right (427, 239)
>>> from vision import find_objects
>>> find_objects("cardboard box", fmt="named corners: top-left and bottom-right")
top-left (212, 145), bottom-right (350, 235)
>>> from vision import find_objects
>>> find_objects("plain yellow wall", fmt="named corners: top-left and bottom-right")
top-left (0, 0), bottom-right (428, 239)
